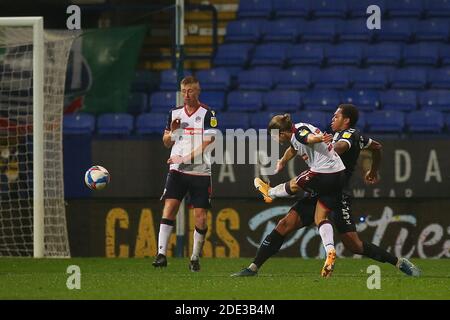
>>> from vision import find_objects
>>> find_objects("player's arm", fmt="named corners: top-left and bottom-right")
top-left (364, 139), bottom-right (382, 185)
top-left (162, 111), bottom-right (180, 149)
top-left (276, 146), bottom-right (296, 173)
top-left (295, 127), bottom-right (333, 145)
top-left (333, 141), bottom-right (350, 155)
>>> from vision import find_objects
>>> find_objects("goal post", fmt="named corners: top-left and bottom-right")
top-left (0, 17), bottom-right (74, 257)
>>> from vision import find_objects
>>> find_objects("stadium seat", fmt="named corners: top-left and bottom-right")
top-left (340, 90), bottom-right (380, 112)
top-left (406, 110), bottom-right (444, 133)
top-left (313, 68), bottom-right (351, 89)
top-left (387, 0), bottom-right (424, 18)
top-left (263, 90), bottom-right (302, 112)
top-left (250, 43), bottom-right (290, 67)
top-left (419, 90), bottom-right (450, 111)
top-left (357, 111), bottom-right (367, 131)
top-left (262, 19), bottom-right (301, 43)
top-left (428, 68), bottom-right (450, 89)
top-left (150, 91), bottom-right (177, 113)
top-left (301, 20), bottom-right (336, 42)
top-left (291, 111), bottom-right (329, 131)
top-left (200, 91), bottom-right (226, 111)
top-left (348, 0), bottom-right (386, 18)
top-left (351, 68), bottom-right (388, 89)
top-left (364, 43), bottom-right (402, 65)
top-left (237, 0), bottom-right (272, 19)
top-left (274, 68), bottom-right (311, 90)
top-left (302, 90), bottom-right (340, 111)
top-left (326, 43), bottom-right (363, 66)
top-left (136, 113), bottom-right (168, 135)
top-left (196, 68), bottom-right (231, 91)
top-left (250, 111), bottom-right (278, 129)
top-left (97, 113), bottom-right (134, 135)
top-left (287, 43), bottom-right (326, 66)
top-left (273, 0), bottom-right (311, 18)
top-left (338, 19), bottom-right (374, 42)
top-left (219, 112), bottom-right (250, 129)
top-left (131, 70), bottom-right (158, 93)
top-left (227, 91), bottom-right (263, 112)
top-left (439, 45), bottom-right (450, 65)
top-left (225, 20), bottom-right (262, 43)
top-left (159, 69), bottom-right (191, 91)
top-left (366, 110), bottom-right (405, 133)
top-left (127, 93), bottom-right (148, 115)
top-left (380, 90), bottom-right (418, 111)
top-left (390, 68), bottom-right (428, 89)
top-left (237, 69), bottom-right (274, 91)
top-left (213, 43), bottom-right (253, 68)
top-left (63, 113), bottom-right (95, 135)
top-left (414, 19), bottom-right (449, 41)
top-left (311, 0), bottom-right (348, 18)
top-left (403, 43), bottom-right (439, 66)
top-left (425, 0), bottom-right (450, 17)
top-left (375, 19), bottom-right (413, 42)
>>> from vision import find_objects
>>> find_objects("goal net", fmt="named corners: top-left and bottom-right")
top-left (0, 18), bottom-right (75, 257)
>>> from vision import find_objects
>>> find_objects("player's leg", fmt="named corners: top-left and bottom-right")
top-left (314, 199), bottom-right (337, 278)
top-left (254, 171), bottom-right (307, 203)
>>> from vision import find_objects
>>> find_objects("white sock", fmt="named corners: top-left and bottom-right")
top-left (318, 221), bottom-right (335, 253)
top-left (158, 222), bottom-right (174, 255)
top-left (268, 183), bottom-right (290, 199)
top-left (248, 263), bottom-right (258, 272)
top-left (191, 228), bottom-right (207, 261)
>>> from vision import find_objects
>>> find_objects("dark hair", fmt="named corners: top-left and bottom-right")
top-left (268, 113), bottom-right (292, 132)
top-left (338, 104), bottom-right (359, 127)
top-left (181, 76), bottom-right (200, 86)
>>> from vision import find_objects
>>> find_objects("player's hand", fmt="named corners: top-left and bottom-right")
top-left (364, 170), bottom-right (380, 185)
top-left (167, 155), bottom-right (186, 164)
top-left (275, 159), bottom-right (286, 174)
top-left (170, 118), bottom-right (181, 132)
top-left (321, 132), bottom-right (333, 144)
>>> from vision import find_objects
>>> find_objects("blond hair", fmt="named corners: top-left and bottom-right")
top-left (268, 113), bottom-right (292, 132)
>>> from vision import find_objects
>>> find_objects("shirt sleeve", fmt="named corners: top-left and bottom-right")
top-left (165, 110), bottom-right (172, 131)
top-left (337, 130), bottom-right (354, 149)
top-left (203, 109), bottom-right (218, 135)
top-left (293, 126), bottom-right (313, 145)
top-left (360, 134), bottom-right (372, 149)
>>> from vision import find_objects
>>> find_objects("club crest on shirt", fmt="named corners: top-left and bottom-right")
top-left (195, 116), bottom-right (202, 123)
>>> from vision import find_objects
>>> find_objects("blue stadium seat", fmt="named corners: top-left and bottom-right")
top-left (357, 111), bottom-right (367, 131)
top-left (219, 112), bottom-right (250, 129)
top-left (326, 43), bottom-right (363, 66)
top-left (365, 43), bottom-right (402, 65)
top-left (97, 113), bottom-right (134, 135)
top-left (287, 43), bottom-right (326, 66)
top-left (159, 69), bottom-right (191, 91)
top-left (196, 68), bottom-right (231, 91)
top-left (237, 0), bottom-right (272, 19)
top-left (262, 19), bottom-right (301, 43)
top-left (390, 68), bottom-right (428, 89)
top-left (376, 19), bottom-right (413, 42)
top-left (301, 20), bottom-right (336, 42)
top-left (439, 44), bottom-right (450, 65)
top-left (428, 68), bottom-right (450, 89)
top-left (403, 43), bottom-right (439, 66)
top-left (250, 43), bottom-right (290, 67)
top-left (213, 44), bottom-right (253, 67)
top-left (425, 0), bottom-right (450, 17)
top-left (150, 91), bottom-right (177, 113)
top-left (406, 110), bottom-right (444, 133)
top-left (273, 0), bottom-right (311, 18)
top-left (348, 0), bottom-right (386, 18)
top-left (131, 70), bottom-right (158, 93)
top-left (380, 90), bottom-right (418, 111)
top-left (63, 113), bottom-right (95, 135)
top-left (227, 91), bottom-right (263, 112)
top-left (340, 90), bottom-right (380, 112)
top-left (274, 68), bottom-right (311, 90)
top-left (250, 111), bottom-right (278, 129)
top-left (387, 0), bottom-right (424, 18)
top-left (419, 90), bottom-right (450, 111)
top-left (200, 91), bottom-right (226, 111)
top-left (338, 19), bottom-right (374, 42)
top-left (303, 90), bottom-right (341, 111)
top-left (136, 113), bottom-right (168, 135)
top-left (225, 20), bottom-right (262, 43)
top-left (313, 68), bottom-right (351, 89)
top-left (366, 110), bottom-right (405, 133)
top-left (127, 93), bottom-right (148, 115)
top-left (311, 0), bottom-right (348, 18)
top-left (414, 19), bottom-right (449, 41)
top-left (352, 68), bottom-right (388, 89)
top-left (263, 90), bottom-right (302, 112)
top-left (291, 111), bottom-right (329, 131)
top-left (237, 69), bottom-right (274, 91)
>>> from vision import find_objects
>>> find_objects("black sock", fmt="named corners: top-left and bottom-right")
top-left (362, 242), bottom-right (398, 266)
top-left (253, 229), bottom-right (285, 269)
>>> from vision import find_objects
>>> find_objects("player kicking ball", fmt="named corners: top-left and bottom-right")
top-left (232, 105), bottom-right (420, 278)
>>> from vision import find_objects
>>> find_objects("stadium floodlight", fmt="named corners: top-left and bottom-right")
top-left (0, 17), bottom-right (75, 257)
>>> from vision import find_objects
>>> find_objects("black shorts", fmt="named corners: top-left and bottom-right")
top-left (290, 193), bottom-right (356, 234)
top-left (295, 169), bottom-right (346, 212)
top-left (160, 170), bottom-right (212, 209)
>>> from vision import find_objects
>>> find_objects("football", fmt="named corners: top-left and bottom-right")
top-left (84, 165), bottom-right (110, 190)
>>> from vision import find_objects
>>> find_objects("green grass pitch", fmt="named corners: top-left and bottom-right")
top-left (0, 258), bottom-right (448, 300)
